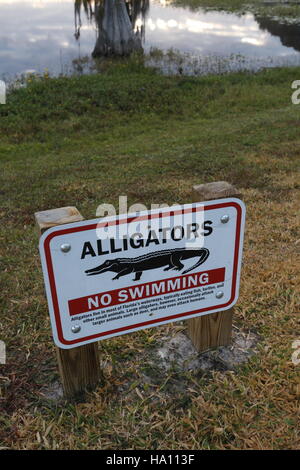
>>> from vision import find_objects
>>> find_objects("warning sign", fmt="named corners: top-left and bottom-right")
top-left (39, 198), bottom-right (245, 349)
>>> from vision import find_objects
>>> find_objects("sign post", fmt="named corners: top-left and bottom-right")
top-left (35, 207), bottom-right (102, 398)
top-left (187, 181), bottom-right (243, 351)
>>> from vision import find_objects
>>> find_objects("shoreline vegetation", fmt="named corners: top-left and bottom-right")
top-left (173, 0), bottom-right (300, 20)
top-left (0, 59), bottom-right (299, 449)
top-left (5, 47), bottom-right (300, 88)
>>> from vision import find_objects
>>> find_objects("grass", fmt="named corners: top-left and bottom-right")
top-left (0, 58), bottom-right (299, 449)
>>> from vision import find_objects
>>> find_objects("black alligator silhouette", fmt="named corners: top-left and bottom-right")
top-left (85, 247), bottom-right (209, 281)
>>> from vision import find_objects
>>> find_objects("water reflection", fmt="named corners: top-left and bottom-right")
top-left (0, 0), bottom-right (300, 78)
top-left (75, 0), bottom-right (148, 56)
top-left (256, 16), bottom-right (300, 53)
top-left (74, 0), bottom-right (300, 61)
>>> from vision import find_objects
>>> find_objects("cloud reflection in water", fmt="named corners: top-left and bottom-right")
top-left (0, 0), bottom-right (300, 77)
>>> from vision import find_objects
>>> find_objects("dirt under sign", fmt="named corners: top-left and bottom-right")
top-left (39, 199), bottom-right (245, 349)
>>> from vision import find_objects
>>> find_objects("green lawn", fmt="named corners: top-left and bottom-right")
top-left (0, 61), bottom-right (299, 449)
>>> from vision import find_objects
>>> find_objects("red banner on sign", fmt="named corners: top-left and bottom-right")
top-left (68, 267), bottom-right (225, 316)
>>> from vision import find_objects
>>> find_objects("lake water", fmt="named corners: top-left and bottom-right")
top-left (1, 0), bottom-right (300, 79)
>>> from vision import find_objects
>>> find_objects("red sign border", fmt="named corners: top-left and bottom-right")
top-left (42, 201), bottom-right (242, 346)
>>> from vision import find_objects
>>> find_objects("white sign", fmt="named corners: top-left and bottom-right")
top-left (39, 199), bottom-right (245, 349)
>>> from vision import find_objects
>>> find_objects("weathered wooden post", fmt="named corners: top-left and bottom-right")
top-left (187, 182), bottom-right (242, 352)
top-left (35, 207), bottom-right (101, 398)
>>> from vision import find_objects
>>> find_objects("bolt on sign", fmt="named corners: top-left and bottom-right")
top-left (39, 199), bottom-right (246, 349)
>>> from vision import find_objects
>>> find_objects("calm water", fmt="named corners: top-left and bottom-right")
top-left (1, 0), bottom-right (300, 79)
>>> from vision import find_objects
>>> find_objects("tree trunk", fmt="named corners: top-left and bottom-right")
top-left (92, 0), bottom-right (142, 57)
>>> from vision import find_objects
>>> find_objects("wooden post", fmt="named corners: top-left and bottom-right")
top-left (187, 182), bottom-right (242, 352)
top-left (35, 206), bottom-right (102, 398)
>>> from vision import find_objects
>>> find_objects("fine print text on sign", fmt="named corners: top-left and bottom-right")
top-left (39, 199), bottom-right (246, 349)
